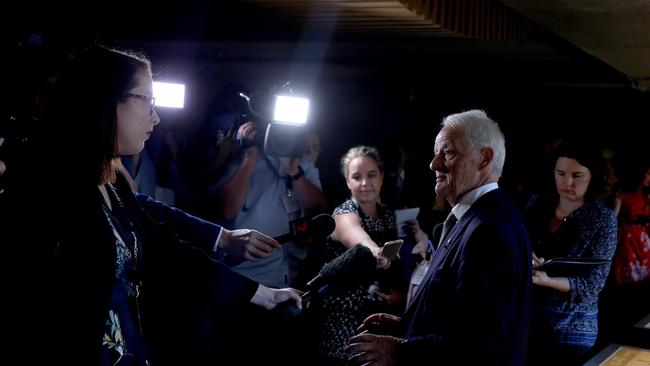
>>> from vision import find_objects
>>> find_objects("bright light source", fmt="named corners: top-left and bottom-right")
top-left (273, 95), bottom-right (309, 125)
top-left (153, 82), bottom-right (185, 109)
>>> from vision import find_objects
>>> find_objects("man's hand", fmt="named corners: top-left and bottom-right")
top-left (250, 285), bottom-right (302, 310)
top-left (219, 228), bottom-right (281, 262)
top-left (373, 289), bottom-right (405, 309)
top-left (346, 331), bottom-right (404, 366)
top-left (236, 121), bottom-right (261, 158)
top-left (357, 313), bottom-right (401, 335)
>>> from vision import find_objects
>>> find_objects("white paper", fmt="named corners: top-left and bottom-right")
top-left (395, 207), bottom-right (420, 237)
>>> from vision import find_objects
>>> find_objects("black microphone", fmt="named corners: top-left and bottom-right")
top-left (278, 244), bottom-right (377, 317)
top-left (274, 214), bottom-right (335, 245)
top-left (307, 243), bottom-right (376, 290)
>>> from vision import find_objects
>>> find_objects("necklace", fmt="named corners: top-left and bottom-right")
top-left (555, 202), bottom-right (583, 222)
top-left (105, 183), bottom-right (140, 267)
top-left (102, 182), bottom-right (144, 333)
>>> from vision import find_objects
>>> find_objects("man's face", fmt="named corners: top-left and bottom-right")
top-left (429, 125), bottom-right (484, 205)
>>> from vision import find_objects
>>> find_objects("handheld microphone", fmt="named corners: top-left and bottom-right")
top-left (278, 244), bottom-right (377, 318)
top-left (307, 244), bottom-right (376, 290)
top-left (274, 214), bottom-right (335, 245)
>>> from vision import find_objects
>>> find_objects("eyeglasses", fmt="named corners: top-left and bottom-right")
top-left (124, 93), bottom-right (156, 116)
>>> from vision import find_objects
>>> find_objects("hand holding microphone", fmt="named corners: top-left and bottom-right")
top-left (277, 244), bottom-right (377, 318)
top-left (219, 228), bottom-right (280, 262)
top-left (219, 214), bottom-right (334, 263)
top-left (274, 214), bottom-right (336, 245)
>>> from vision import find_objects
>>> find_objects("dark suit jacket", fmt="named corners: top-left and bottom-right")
top-left (398, 189), bottom-right (532, 365)
top-left (5, 173), bottom-right (258, 365)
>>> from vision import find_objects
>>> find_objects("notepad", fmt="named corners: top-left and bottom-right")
top-left (395, 207), bottom-right (420, 238)
top-left (534, 257), bottom-right (609, 277)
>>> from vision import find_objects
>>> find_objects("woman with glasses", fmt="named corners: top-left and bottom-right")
top-left (3, 45), bottom-right (301, 365)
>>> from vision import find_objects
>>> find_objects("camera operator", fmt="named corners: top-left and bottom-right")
top-left (211, 120), bottom-right (327, 288)
top-left (207, 120), bottom-right (326, 364)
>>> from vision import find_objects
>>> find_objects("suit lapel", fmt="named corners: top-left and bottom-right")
top-left (403, 190), bottom-right (501, 315)
top-left (404, 211), bottom-right (467, 314)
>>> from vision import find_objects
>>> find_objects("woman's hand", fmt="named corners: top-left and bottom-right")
top-left (532, 269), bottom-right (550, 286)
top-left (250, 285), bottom-right (302, 310)
top-left (219, 228), bottom-right (281, 262)
top-left (370, 246), bottom-right (390, 270)
top-left (404, 219), bottom-right (428, 244)
top-left (532, 252), bottom-right (545, 268)
top-left (532, 269), bottom-right (571, 292)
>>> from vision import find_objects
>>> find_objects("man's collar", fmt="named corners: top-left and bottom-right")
top-left (451, 182), bottom-right (499, 220)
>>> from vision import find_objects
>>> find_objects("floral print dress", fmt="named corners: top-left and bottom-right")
top-left (101, 184), bottom-right (150, 366)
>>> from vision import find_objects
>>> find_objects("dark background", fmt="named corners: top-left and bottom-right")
top-left (5, 0), bottom-right (650, 359)
top-left (6, 0), bottom-right (649, 207)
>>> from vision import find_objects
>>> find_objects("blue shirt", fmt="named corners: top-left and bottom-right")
top-left (212, 153), bottom-right (321, 287)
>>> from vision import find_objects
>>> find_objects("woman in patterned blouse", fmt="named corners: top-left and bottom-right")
top-left (315, 145), bottom-right (415, 365)
top-left (4, 45), bottom-right (300, 366)
top-left (524, 140), bottom-right (617, 366)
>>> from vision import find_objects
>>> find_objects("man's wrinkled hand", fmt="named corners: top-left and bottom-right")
top-left (346, 331), bottom-right (404, 366)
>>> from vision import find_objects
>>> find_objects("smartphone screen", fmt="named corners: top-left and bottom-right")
top-left (380, 239), bottom-right (404, 260)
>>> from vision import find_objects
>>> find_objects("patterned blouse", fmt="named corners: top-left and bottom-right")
top-left (101, 184), bottom-right (150, 366)
top-left (318, 199), bottom-right (405, 365)
top-left (524, 194), bottom-right (617, 352)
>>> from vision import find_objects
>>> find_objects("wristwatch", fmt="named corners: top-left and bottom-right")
top-left (288, 166), bottom-right (304, 181)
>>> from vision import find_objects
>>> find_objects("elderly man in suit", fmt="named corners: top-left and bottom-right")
top-left (347, 109), bottom-right (532, 366)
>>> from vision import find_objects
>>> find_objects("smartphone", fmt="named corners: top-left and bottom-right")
top-left (380, 239), bottom-right (404, 260)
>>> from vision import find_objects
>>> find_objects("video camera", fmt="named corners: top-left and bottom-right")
top-left (235, 84), bottom-right (310, 158)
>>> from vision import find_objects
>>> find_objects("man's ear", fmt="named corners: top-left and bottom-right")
top-left (480, 147), bottom-right (494, 169)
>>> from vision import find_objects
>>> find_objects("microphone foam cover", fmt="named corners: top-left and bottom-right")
top-left (319, 244), bottom-right (376, 286)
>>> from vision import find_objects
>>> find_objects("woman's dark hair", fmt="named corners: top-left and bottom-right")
top-left (45, 45), bottom-right (151, 185)
top-left (549, 139), bottom-right (606, 202)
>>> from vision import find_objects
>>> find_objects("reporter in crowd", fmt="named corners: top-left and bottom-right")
top-left (2, 45), bottom-right (301, 365)
top-left (318, 145), bottom-right (411, 365)
top-left (523, 140), bottom-right (617, 365)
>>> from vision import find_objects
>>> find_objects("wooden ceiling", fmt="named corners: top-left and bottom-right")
top-left (10, 0), bottom-right (646, 90)
top-left (235, 0), bottom-right (532, 41)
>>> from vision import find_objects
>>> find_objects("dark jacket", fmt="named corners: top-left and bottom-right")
top-left (399, 189), bottom-right (532, 365)
top-left (5, 173), bottom-right (258, 365)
